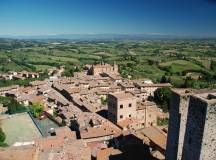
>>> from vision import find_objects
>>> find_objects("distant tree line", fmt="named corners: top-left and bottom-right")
top-left (28, 61), bottom-right (61, 67)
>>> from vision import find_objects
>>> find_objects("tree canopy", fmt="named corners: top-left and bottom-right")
top-left (0, 128), bottom-right (7, 147)
top-left (210, 60), bottom-right (216, 72)
top-left (30, 103), bottom-right (44, 118)
top-left (0, 96), bottom-right (27, 114)
top-left (154, 87), bottom-right (171, 112)
top-left (0, 128), bottom-right (6, 143)
top-left (62, 65), bottom-right (81, 77)
top-left (101, 97), bottom-right (108, 105)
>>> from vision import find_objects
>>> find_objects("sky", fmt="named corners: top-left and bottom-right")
top-left (0, 0), bottom-right (216, 37)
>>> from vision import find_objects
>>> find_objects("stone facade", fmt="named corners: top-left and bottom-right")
top-left (108, 91), bottom-right (159, 130)
top-left (88, 62), bottom-right (118, 76)
top-left (182, 94), bottom-right (216, 160)
top-left (136, 107), bottom-right (157, 127)
top-left (200, 99), bottom-right (216, 159)
top-left (166, 90), bottom-right (191, 160)
top-left (108, 92), bottom-right (137, 123)
top-left (166, 90), bottom-right (216, 160)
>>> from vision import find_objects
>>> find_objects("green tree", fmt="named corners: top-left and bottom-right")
top-left (154, 87), bottom-right (171, 112)
top-left (53, 110), bottom-right (58, 118)
top-left (0, 96), bottom-right (27, 114)
top-left (101, 97), bottom-right (107, 105)
top-left (0, 128), bottom-right (6, 143)
top-left (31, 103), bottom-right (44, 118)
top-left (62, 65), bottom-right (81, 77)
top-left (0, 96), bottom-right (11, 107)
top-left (62, 70), bottom-right (71, 77)
top-left (210, 60), bottom-right (216, 72)
top-left (7, 99), bottom-right (27, 114)
top-left (160, 75), bottom-right (167, 83)
top-left (0, 128), bottom-right (8, 147)
top-left (157, 118), bottom-right (169, 126)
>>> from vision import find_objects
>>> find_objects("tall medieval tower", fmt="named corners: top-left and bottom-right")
top-left (166, 89), bottom-right (216, 160)
top-left (113, 61), bottom-right (118, 73)
top-left (166, 89), bottom-right (191, 160)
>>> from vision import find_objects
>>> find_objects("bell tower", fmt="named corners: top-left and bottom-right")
top-left (113, 61), bottom-right (118, 73)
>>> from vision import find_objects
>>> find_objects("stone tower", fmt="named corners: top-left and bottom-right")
top-left (166, 89), bottom-right (191, 160)
top-left (113, 61), bottom-right (118, 73)
top-left (108, 91), bottom-right (137, 123)
top-left (166, 89), bottom-right (216, 160)
top-left (182, 93), bottom-right (216, 160)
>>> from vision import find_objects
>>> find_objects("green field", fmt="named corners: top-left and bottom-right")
top-left (34, 64), bottom-right (53, 71)
top-left (0, 39), bottom-right (216, 88)
top-left (159, 60), bottom-right (209, 74)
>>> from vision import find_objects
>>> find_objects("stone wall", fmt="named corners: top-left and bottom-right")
top-left (182, 96), bottom-right (207, 160)
top-left (176, 94), bottom-right (190, 160)
top-left (117, 98), bottom-right (137, 122)
top-left (166, 90), bottom-right (216, 160)
top-left (108, 94), bottom-right (118, 123)
top-left (166, 91), bottom-right (190, 160)
top-left (166, 91), bottom-right (181, 160)
top-left (200, 102), bottom-right (216, 159)
top-left (182, 95), bottom-right (216, 160)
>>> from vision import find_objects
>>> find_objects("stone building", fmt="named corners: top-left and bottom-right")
top-left (166, 89), bottom-right (216, 160)
top-left (108, 91), bottom-right (137, 123)
top-left (134, 82), bottom-right (172, 96)
top-left (88, 62), bottom-right (118, 76)
top-left (108, 91), bottom-right (161, 130)
top-left (136, 101), bottom-right (158, 127)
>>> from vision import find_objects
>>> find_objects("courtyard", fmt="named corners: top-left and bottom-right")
top-left (0, 112), bottom-right (41, 145)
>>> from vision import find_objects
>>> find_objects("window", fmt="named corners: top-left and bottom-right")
top-left (120, 105), bottom-right (123, 109)
top-left (129, 103), bottom-right (132, 107)
top-left (129, 114), bottom-right (131, 117)
top-left (120, 115), bottom-right (123, 119)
